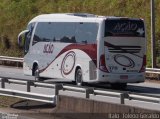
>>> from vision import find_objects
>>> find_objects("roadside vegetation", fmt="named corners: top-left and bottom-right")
top-left (0, 96), bottom-right (22, 107)
top-left (0, 0), bottom-right (160, 67)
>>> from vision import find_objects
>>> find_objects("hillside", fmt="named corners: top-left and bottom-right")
top-left (0, 0), bottom-right (160, 67)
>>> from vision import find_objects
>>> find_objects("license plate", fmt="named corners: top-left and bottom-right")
top-left (120, 75), bottom-right (128, 79)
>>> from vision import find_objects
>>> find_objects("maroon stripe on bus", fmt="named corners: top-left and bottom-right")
top-left (39, 44), bottom-right (97, 73)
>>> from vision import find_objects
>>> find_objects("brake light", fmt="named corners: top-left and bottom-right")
top-left (99, 54), bottom-right (109, 72)
top-left (139, 55), bottom-right (146, 72)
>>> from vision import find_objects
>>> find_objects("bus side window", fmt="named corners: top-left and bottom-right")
top-left (32, 22), bottom-right (77, 44)
top-left (54, 22), bottom-right (76, 43)
top-left (75, 23), bottom-right (98, 44)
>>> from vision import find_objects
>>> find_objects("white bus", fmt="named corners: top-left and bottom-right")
top-left (18, 13), bottom-right (146, 88)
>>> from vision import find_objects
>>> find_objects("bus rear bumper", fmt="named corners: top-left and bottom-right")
top-left (96, 72), bottom-right (145, 83)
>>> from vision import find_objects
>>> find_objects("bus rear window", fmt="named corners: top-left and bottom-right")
top-left (105, 19), bottom-right (145, 37)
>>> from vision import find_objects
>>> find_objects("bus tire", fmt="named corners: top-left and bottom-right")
top-left (75, 68), bottom-right (83, 86)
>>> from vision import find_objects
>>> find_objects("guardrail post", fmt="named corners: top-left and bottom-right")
top-left (17, 62), bottom-right (19, 67)
top-left (54, 95), bottom-right (58, 105)
top-left (120, 93), bottom-right (129, 104)
top-left (158, 74), bottom-right (160, 80)
top-left (120, 93), bottom-right (125, 104)
top-left (27, 81), bottom-right (33, 92)
top-left (54, 84), bottom-right (63, 105)
top-left (55, 84), bottom-right (63, 95)
top-left (1, 78), bottom-right (6, 88)
top-left (85, 88), bottom-right (94, 98)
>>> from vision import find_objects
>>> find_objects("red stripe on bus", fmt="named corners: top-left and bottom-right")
top-left (39, 44), bottom-right (97, 73)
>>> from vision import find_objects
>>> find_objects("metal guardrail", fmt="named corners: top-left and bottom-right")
top-left (0, 89), bottom-right (55, 103)
top-left (146, 68), bottom-right (160, 80)
top-left (129, 94), bottom-right (160, 103)
top-left (0, 78), bottom-right (63, 103)
top-left (146, 68), bottom-right (160, 74)
top-left (0, 56), bottom-right (23, 62)
top-left (0, 56), bottom-right (23, 67)
top-left (0, 78), bottom-right (160, 105)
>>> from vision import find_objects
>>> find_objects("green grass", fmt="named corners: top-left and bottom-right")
top-left (0, 0), bottom-right (160, 67)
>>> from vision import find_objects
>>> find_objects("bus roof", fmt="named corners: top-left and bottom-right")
top-left (29, 13), bottom-right (142, 24)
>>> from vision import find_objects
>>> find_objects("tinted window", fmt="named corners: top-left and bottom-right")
top-left (105, 19), bottom-right (145, 37)
top-left (33, 22), bottom-right (76, 45)
top-left (75, 22), bottom-right (98, 44)
top-left (33, 22), bottom-right (98, 45)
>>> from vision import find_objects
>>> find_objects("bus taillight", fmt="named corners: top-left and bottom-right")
top-left (139, 55), bottom-right (146, 72)
top-left (99, 54), bottom-right (109, 72)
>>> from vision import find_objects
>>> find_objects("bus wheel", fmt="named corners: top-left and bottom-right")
top-left (75, 68), bottom-right (83, 86)
top-left (33, 65), bottom-right (40, 81)
top-left (111, 83), bottom-right (127, 90)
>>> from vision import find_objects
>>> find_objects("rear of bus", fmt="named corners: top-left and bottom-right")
top-left (99, 17), bottom-right (146, 84)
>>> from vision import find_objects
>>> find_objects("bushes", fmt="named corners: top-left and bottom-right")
top-left (2, 35), bottom-right (11, 49)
